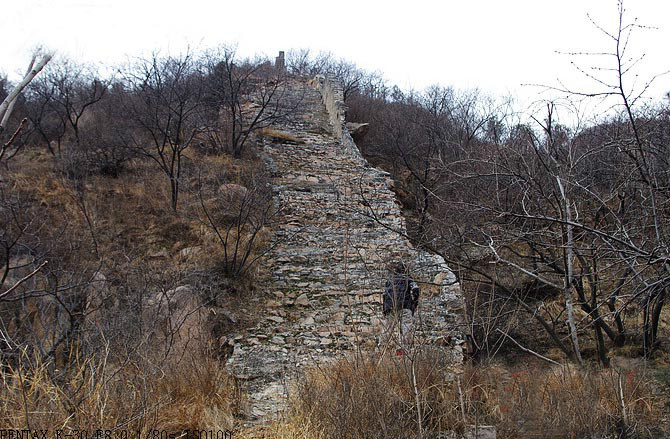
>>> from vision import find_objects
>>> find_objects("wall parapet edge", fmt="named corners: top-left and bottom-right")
top-left (313, 74), bottom-right (467, 364)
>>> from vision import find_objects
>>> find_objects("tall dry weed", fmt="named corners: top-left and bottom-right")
top-left (287, 351), bottom-right (666, 439)
top-left (0, 348), bottom-right (241, 433)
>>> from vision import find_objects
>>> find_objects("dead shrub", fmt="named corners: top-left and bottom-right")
top-left (197, 169), bottom-right (277, 280)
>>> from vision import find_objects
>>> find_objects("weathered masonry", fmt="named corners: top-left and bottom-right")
top-left (228, 75), bottom-right (466, 420)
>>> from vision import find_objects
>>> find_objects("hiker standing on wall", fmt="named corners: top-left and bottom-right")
top-left (382, 262), bottom-right (420, 355)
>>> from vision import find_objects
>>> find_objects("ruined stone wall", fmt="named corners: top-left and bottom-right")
top-left (314, 75), bottom-right (466, 358)
top-left (229, 76), bottom-right (466, 420)
top-left (313, 75), bottom-right (366, 165)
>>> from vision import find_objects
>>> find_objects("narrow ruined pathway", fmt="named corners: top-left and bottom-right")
top-left (227, 76), bottom-right (465, 422)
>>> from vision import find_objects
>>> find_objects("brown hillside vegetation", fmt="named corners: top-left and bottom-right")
top-left (0, 142), bottom-right (262, 432)
top-left (1, 3), bottom-right (670, 436)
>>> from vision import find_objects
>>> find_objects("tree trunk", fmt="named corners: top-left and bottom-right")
top-left (595, 325), bottom-right (610, 367)
top-left (0, 52), bottom-right (53, 132)
top-left (557, 176), bottom-right (584, 365)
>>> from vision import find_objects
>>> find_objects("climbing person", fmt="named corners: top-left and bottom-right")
top-left (382, 262), bottom-right (420, 356)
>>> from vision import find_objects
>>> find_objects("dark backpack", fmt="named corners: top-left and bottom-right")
top-left (383, 275), bottom-right (419, 315)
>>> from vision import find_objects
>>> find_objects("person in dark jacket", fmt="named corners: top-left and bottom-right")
top-left (382, 262), bottom-right (420, 355)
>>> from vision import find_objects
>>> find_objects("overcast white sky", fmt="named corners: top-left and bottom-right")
top-left (2, 0), bottom-right (669, 111)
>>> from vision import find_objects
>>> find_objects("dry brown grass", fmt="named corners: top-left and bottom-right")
top-left (3, 145), bottom-right (272, 275)
top-left (465, 363), bottom-right (666, 438)
top-left (0, 348), bottom-right (241, 432)
top-left (239, 415), bottom-right (325, 439)
top-left (280, 351), bottom-right (667, 439)
top-left (258, 128), bottom-right (304, 144)
top-left (287, 351), bottom-right (463, 439)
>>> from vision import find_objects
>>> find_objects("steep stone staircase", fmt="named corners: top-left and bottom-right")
top-left (227, 76), bottom-right (465, 422)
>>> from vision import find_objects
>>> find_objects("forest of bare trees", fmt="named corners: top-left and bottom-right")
top-left (0, 2), bottom-right (668, 437)
top-left (341, 4), bottom-right (670, 368)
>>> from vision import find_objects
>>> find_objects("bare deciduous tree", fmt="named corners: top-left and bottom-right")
top-left (198, 170), bottom-right (281, 279)
top-left (350, 1), bottom-right (668, 366)
top-left (125, 52), bottom-right (204, 211)
top-left (0, 50), bottom-right (52, 161)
